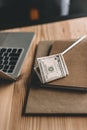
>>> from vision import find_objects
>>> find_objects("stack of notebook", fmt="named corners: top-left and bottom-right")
top-left (24, 39), bottom-right (87, 116)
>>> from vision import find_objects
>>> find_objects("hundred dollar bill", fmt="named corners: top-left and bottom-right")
top-left (35, 53), bottom-right (69, 83)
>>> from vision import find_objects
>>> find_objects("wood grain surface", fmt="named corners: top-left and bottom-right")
top-left (1, 17), bottom-right (87, 130)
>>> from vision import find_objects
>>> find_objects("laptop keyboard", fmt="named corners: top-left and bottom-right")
top-left (0, 47), bottom-right (23, 73)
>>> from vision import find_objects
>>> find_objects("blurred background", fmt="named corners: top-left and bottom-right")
top-left (0, 0), bottom-right (87, 29)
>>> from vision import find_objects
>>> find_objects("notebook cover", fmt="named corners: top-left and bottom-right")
top-left (25, 86), bottom-right (87, 115)
top-left (24, 40), bottom-right (87, 116)
top-left (43, 40), bottom-right (87, 90)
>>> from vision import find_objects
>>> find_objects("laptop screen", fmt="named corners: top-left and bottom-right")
top-left (0, 0), bottom-right (87, 30)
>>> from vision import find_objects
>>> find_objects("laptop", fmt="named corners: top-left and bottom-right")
top-left (0, 32), bottom-right (35, 80)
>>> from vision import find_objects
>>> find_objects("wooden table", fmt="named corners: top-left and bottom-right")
top-left (1, 17), bottom-right (87, 130)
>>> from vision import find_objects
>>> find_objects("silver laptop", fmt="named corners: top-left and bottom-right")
top-left (0, 32), bottom-right (35, 80)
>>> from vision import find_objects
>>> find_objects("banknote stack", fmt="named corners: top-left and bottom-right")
top-left (34, 53), bottom-right (69, 83)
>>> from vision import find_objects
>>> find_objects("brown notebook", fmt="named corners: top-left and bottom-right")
top-left (24, 40), bottom-right (87, 116)
top-left (43, 40), bottom-right (87, 90)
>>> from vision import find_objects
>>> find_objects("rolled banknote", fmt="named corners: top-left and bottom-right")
top-left (35, 53), bottom-right (69, 83)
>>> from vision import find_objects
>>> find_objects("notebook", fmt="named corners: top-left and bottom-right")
top-left (24, 41), bottom-right (87, 116)
top-left (0, 32), bottom-right (35, 80)
top-left (43, 40), bottom-right (87, 90)
top-left (25, 86), bottom-right (87, 115)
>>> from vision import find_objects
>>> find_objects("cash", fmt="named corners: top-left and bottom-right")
top-left (34, 53), bottom-right (69, 83)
